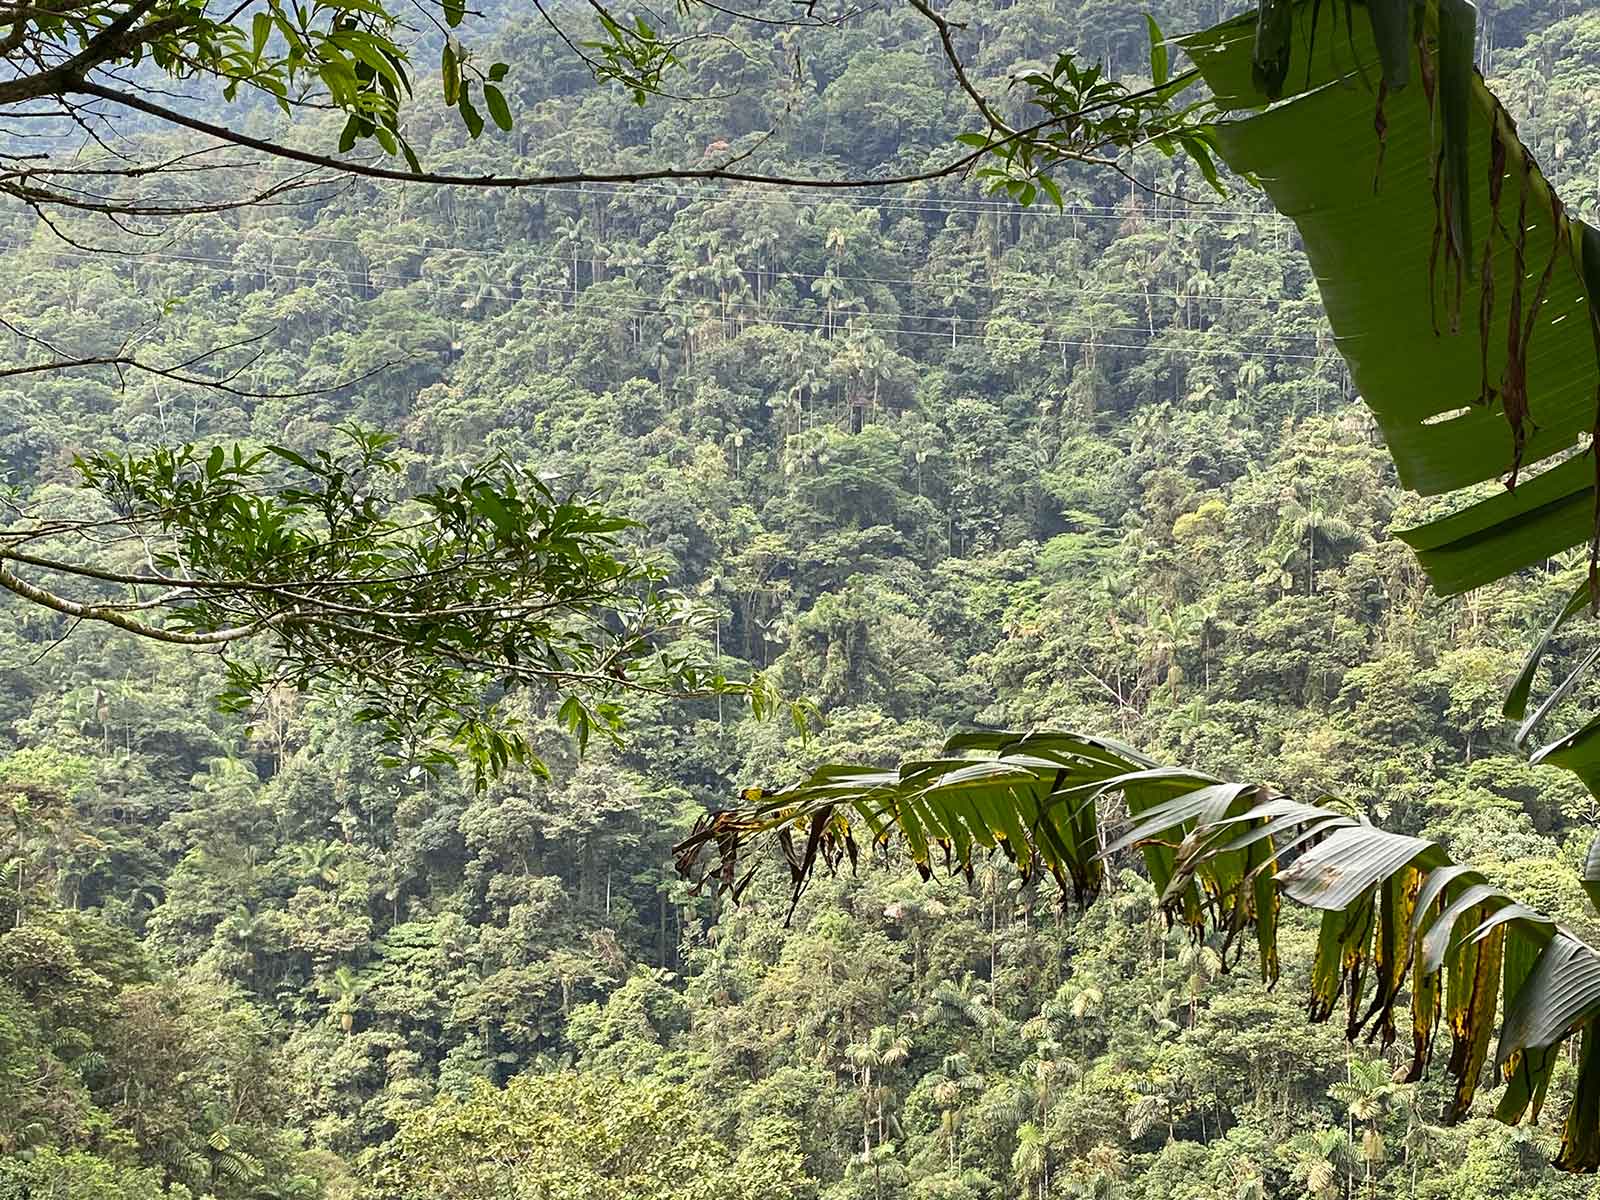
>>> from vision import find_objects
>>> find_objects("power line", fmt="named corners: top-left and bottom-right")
top-left (472, 178), bottom-right (1295, 225)
top-left (252, 227), bottom-right (1315, 313)
top-left (34, 242), bottom-right (1331, 349)
top-left (25, 243), bottom-right (1335, 363)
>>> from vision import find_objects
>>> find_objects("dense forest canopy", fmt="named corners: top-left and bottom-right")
top-left (4, 0), bottom-right (1600, 1198)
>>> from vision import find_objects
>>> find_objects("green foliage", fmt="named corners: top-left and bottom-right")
top-left (0, 1149), bottom-right (168, 1200)
top-left (1, 0), bottom-right (477, 169)
top-left (1183, 0), bottom-right (1600, 807)
top-left (1, 1), bottom-right (1598, 1197)
top-left (5, 425), bottom-right (760, 782)
top-left (684, 729), bottom-right (1600, 1164)
top-left (362, 1071), bottom-right (812, 1200)
top-left (977, 43), bottom-right (1224, 207)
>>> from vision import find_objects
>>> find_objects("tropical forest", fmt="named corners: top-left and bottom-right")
top-left (4, 0), bottom-right (1600, 1198)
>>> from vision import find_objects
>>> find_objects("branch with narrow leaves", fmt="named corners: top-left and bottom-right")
top-left (0, 426), bottom-right (802, 785)
top-left (1, 0), bottom-right (1229, 219)
top-left (968, 31), bottom-right (1223, 208)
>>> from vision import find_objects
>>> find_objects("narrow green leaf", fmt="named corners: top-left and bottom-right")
top-left (442, 41), bottom-right (460, 106)
top-left (1557, 1020), bottom-right (1600, 1170)
top-left (1437, 0), bottom-right (1477, 271)
top-left (1146, 13), bottom-right (1169, 86)
top-left (1584, 834), bottom-right (1600, 919)
top-left (483, 84), bottom-right (513, 132)
top-left (1309, 904), bottom-right (1357, 1022)
top-left (1496, 933), bottom-right (1600, 1072)
top-left (1251, 0), bottom-right (1295, 100)
top-left (1366, 0), bottom-right (1412, 91)
top-left (1445, 916), bottom-right (1502, 1118)
top-left (1504, 577), bottom-right (1592, 720)
top-left (460, 92), bottom-right (484, 139)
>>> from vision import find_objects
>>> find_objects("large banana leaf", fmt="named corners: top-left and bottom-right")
top-left (1181, 3), bottom-right (1600, 574)
top-left (674, 729), bottom-right (1600, 1168)
top-left (1174, 0), bottom-right (1600, 790)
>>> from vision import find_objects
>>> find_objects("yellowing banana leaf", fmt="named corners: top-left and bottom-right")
top-left (1178, 0), bottom-right (1600, 797)
top-left (690, 3), bottom-right (1600, 1175)
top-left (676, 729), bottom-right (1600, 1166)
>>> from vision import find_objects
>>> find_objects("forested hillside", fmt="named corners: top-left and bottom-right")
top-left (4, 2), bottom-right (1600, 1198)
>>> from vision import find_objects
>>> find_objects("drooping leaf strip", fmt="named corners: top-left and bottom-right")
top-left (1186, 0), bottom-right (1595, 568)
top-left (678, 728), bottom-right (1600, 1168)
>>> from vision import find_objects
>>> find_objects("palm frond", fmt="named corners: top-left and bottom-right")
top-left (206, 1128), bottom-right (263, 1183)
top-left (676, 728), bottom-right (1600, 1169)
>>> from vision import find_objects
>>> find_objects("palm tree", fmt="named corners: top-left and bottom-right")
top-left (855, 1140), bottom-right (904, 1200)
top-left (930, 269), bottom-right (973, 347)
top-left (661, 305), bottom-right (698, 372)
top-left (546, 209), bottom-right (585, 293)
top-left (975, 860), bottom-right (1007, 1042)
top-left (1012, 1122), bottom-right (1047, 1200)
top-left (205, 1128), bottom-right (262, 1187)
top-left (844, 1024), bottom-right (911, 1153)
top-left (1176, 944), bottom-right (1220, 1025)
top-left (722, 427), bottom-right (749, 477)
top-left (926, 976), bottom-right (992, 1051)
top-left (811, 268), bottom-right (846, 338)
top-left (288, 840), bottom-right (341, 886)
top-left (1063, 981), bottom-right (1103, 1056)
top-left (1288, 1129), bottom-right (1355, 1200)
top-left (767, 388), bottom-right (801, 444)
top-left (222, 905), bottom-right (266, 988)
top-left (1141, 605), bottom-right (1203, 698)
top-left (841, 328), bottom-right (892, 421)
top-left (1391, 1081), bottom-right (1442, 1192)
top-left (1126, 1090), bottom-right (1171, 1142)
top-left (928, 1052), bottom-right (980, 1171)
top-left (1330, 1057), bottom-right (1400, 1198)
top-left (1236, 357), bottom-right (1267, 396)
top-left (1139, 990), bottom-right (1179, 1043)
top-left (707, 251), bottom-right (750, 332)
top-left (1186, 596), bottom-right (1224, 689)
top-left (1017, 1026), bottom-right (1076, 1194)
top-left (823, 221), bottom-right (849, 264)
top-left (901, 418), bottom-right (941, 499)
top-left (321, 965), bottom-right (364, 1037)
top-left (1276, 494), bottom-right (1364, 596)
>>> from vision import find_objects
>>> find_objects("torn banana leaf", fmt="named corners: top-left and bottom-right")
top-left (680, 729), bottom-right (1600, 1165)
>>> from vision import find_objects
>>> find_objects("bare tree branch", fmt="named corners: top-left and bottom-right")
top-left (0, 349), bottom-right (401, 397)
top-left (905, 0), bottom-right (1013, 137)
